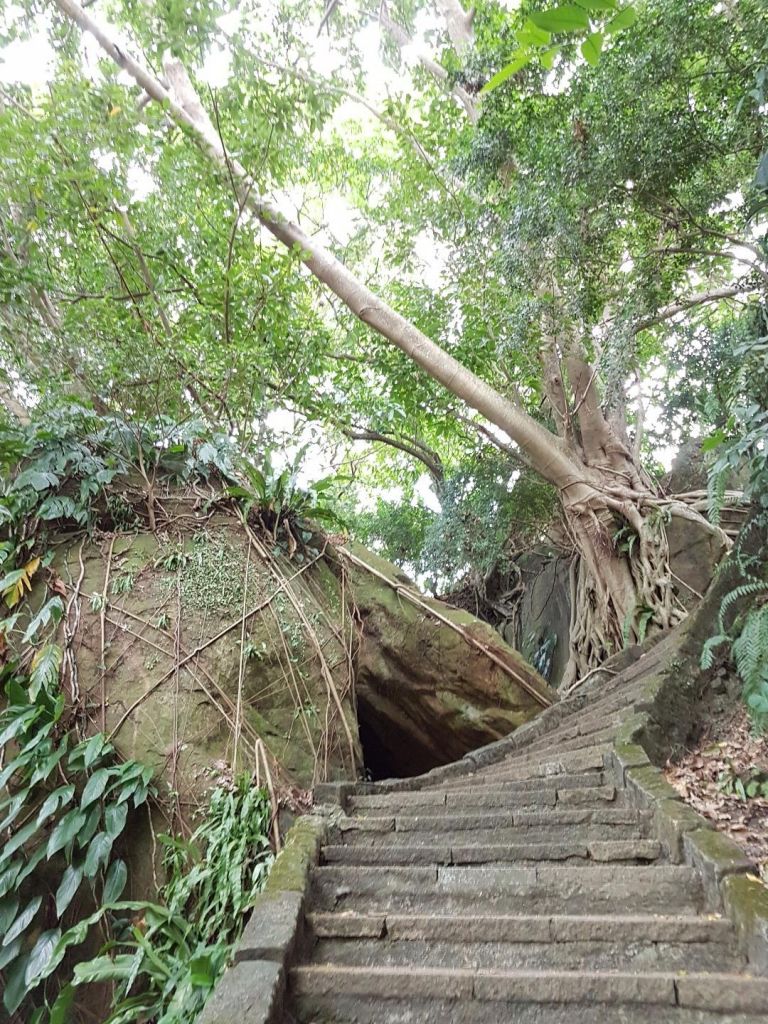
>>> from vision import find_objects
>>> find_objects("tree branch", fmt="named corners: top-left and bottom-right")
top-left (632, 284), bottom-right (747, 334)
top-left (53, 0), bottom-right (585, 501)
top-left (378, 2), bottom-right (478, 123)
top-left (344, 426), bottom-right (444, 484)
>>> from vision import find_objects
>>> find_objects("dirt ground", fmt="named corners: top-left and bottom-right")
top-left (665, 677), bottom-right (768, 882)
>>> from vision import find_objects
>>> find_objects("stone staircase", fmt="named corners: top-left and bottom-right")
top-left (284, 661), bottom-right (768, 1023)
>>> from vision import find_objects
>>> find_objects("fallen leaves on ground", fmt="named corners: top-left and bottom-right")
top-left (666, 704), bottom-right (768, 881)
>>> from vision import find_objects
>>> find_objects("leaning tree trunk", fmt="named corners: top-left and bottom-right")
top-left (52, 0), bottom-right (727, 684)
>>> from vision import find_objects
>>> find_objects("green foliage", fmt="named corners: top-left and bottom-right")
top-left (60, 776), bottom-right (272, 1024)
top-left (483, 1), bottom-right (637, 92)
top-left (0, 652), bottom-right (154, 1018)
top-left (0, 406), bottom-right (238, 544)
top-left (717, 763), bottom-right (768, 801)
top-left (227, 447), bottom-right (347, 541)
top-left (348, 499), bottom-right (435, 573)
top-left (701, 518), bottom-right (768, 732)
top-left (424, 460), bottom-right (557, 590)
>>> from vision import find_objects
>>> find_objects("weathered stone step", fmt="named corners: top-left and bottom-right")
top-left (310, 934), bottom-right (741, 973)
top-left (310, 864), bottom-right (704, 915)
top-left (451, 744), bottom-right (616, 785)
top-left (338, 822), bottom-right (651, 847)
top-left (438, 771), bottom-right (605, 792)
top-left (349, 784), bottom-right (620, 814)
top-left (290, 965), bottom-right (768, 1013)
top-left (290, 992), bottom-right (768, 1024)
top-left (370, 806), bottom-right (650, 832)
top-left (308, 911), bottom-right (734, 945)
top-left (321, 839), bottom-right (662, 867)
top-left (421, 747), bottom-right (612, 789)
top-left (497, 730), bottom-right (620, 763)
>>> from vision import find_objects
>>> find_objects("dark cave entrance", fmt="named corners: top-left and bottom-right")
top-left (355, 691), bottom-right (462, 782)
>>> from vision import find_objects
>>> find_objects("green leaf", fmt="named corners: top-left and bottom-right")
top-left (84, 832), bottom-right (113, 878)
top-left (47, 808), bottom-right (87, 858)
top-left (189, 954), bottom-right (215, 987)
top-left (0, 893), bottom-right (20, 932)
top-left (481, 52), bottom-right (533, 94)
top-left (11, 468), bottom-right (58, 492)
top-left (530, 5), bottom-right (590, 33)
top-left (56, 863), bottom-right (84, 918)
top-left (539, 44), bottom-right (562, 70)
top-left (16, 844), bottom-right (47, 886)
top-left (0, 818), bottom-right (39, 864)
top-left (49, 984), bottom-right (75, 1024)
top-left (0, 791), bottom-right (27, 833)
top-left (0, 862), bottom-right (21, 898)
top-left (37, 783), bottom-right (76, 826)
top-left (3, 949), bottom-right (30, 1014)
top-left (25, 928), bottom-right (61, 985)
top-left (606, 5), bottom-right (637, 32)
top-left (701, 428), bottom-right (727, 452)
top-left (574, 0), bottom-right (616, 9)
top-left (4, 894), bottom-right (43, 947)
top-left (0, 936), bottom-right (21, 970)
top-left (581, 31), bottom-right (604, 65)
top-left (103, 858), bottom-right (128, 903)
top-left (515, 20), bottom-right (551, 46)
top-left (79, 802), bottom-right (102, 847)
top-left (105, 800), bottom-right (128, 839)
top-left (82, 732), bottom-right (107, 768)
top-left (23, 596), bottom-right (64, 643)
top-left (81, 766), bottom-right (110, 807)
top-left (73, 952), bottom-right (138, 984)
top-left (48, 983), bottom-right (75, 1024)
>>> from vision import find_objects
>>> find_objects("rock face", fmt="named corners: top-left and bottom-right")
top-left (43, 517), bottom-right (553, 802)
top-left (56, 517), bottom-right (362, 802)
top-left (344, 544), bottom-right (557, 779)
top-left (665, 516), bottom-right (729, 609)
top-left (510, 551), bottom-right (572, 687)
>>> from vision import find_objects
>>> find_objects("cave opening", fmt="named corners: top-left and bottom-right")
top-left (355, 691), bottom-right (461, 782)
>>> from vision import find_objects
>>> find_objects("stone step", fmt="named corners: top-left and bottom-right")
top-left (420, 747), bottom-right (612, 789)
top-left (290, 965), bottom-right (768, 1014)
top-left (498, 730), bottom-right (621, 763)
top-left (290, 992), bottom-right (768, 1023)
top-left (438, 771), bottom-right (605, 792)
top-left (382, 807), bottom-right (651, 832)
top-left (310, 934), bottom-right (741, 973)
top-left (321, 839), bottom-right (662, 867)
top-left (310, 864), bottom-right (704, 916)
top-left (338, 822), bottom-right (651, 847)
top-left (308, 911), bottom-right (734, 946)
top-left (349, 785), bottom-right (620, 814)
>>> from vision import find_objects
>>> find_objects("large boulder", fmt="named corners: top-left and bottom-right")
top-left (344, 543), bottom-right (557, 778)
top-left (41, 513), bottom-right (554, 798)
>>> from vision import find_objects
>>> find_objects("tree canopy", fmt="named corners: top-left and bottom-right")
top-left (1, 0), bottom-right (766, 672)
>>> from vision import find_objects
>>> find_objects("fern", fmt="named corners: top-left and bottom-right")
top-left (732, 604), bottom-right (768, 728)
top-left (700, 632), bottom-right (729, 670)
top-left (718, 581), bottom-right (768, 631)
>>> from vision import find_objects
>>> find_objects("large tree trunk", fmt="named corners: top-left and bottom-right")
top-left (52, 0), bottom-right (727, 682)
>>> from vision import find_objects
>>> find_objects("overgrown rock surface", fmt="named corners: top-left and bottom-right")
top-left (47, 518), bottom-right (553, 806)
